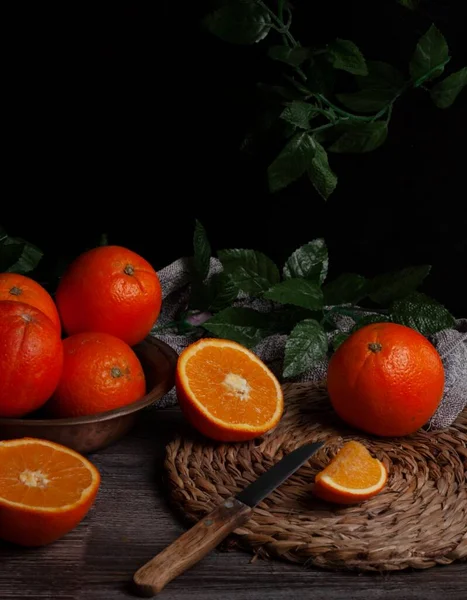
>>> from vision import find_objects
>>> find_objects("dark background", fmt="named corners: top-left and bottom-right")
top-left (3, 1), bottom-right (466, 315)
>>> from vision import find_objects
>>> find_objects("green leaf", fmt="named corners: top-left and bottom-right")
top-left (398, 0), bottom-right (419, 9)
top-left (352, 313), bottom-right (393, 331)
top-left (268, 45), bottom-right (311, 67)
top-left (307, 140), bottom-right (337, 200)
top-left (218, 248), bottom-right (280, 295)
top-left (283, 319), bottom-right (328, 378)
top-left (390, 292), bottom-right (455, 336)
top-left (329, 121), bottom-right (388, 153)
top-left (193, 220), bottom-right (211, 280)
top-left (188, 282), bottom-right (210, 311)
top-left (99, 233), bottom-right (109, 246)
top-left (203, 1), bottom-right (271, 45)
top-left (410, 24), bottom-right (450, 85)
top-left (0, 239), bottom-right (25, 272)
top-left (332, 332), bottom-right (349, 351)
top-left (269, 306), bottom-right (318, 335)
top-left (307, 54), bottom-right (336, 96)
top-left (356, 60), bottom-right (405, 93)
top-left (208, 273), bottom-right (239, 311)
top-left (283, 238), bottom-right (328, 283)
top-left (264, 278), bottom-right (323, 311)
top-left (328, 39), bottom-right (368, 76)
top-left (369, 265), bottom-right (431, 305)
top-left (430, 67), bottom-right (467, 108)
top-left (268, 132), bottom-right (316, 193)
top-left (280, 101), bottom-right (316, 130)
top-left (336, 89), bottom-right (395, 113)
top-left (3, 238), bottom-right (43, 274)
top-left (323, 273), bottom-right (368, 305)
top-left (203, 307), bottom-right (271, 348)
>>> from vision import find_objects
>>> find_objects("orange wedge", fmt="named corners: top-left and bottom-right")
top-left (313, 440), bottom-right (387, 504)
top-left (176, 338), bottom-right (284, 442)
top-left (0, 438), bottom-right (101, 546)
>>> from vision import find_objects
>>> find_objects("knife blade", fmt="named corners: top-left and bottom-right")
top-left (133, 441), bottom-right (324, 597)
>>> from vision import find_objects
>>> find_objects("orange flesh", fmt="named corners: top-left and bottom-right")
top-left (316, 441), bottom-right (383, 489)
top-left (184, 346), bottom-right (279, 426)
top-left (0, 441), bottom-right (94, 509)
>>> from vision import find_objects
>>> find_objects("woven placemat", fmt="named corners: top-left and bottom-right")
top-left (165, 382), bottom-right (467, 571)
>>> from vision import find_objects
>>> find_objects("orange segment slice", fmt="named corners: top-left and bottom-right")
top-left (176, 338), bottom-right (284, 442)
top-left (0, 438), bottom-right (101, 546)
top-left (313, 440), bottom-right (387, 504)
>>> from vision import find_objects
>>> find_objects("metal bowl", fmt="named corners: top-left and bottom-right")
top-left (0, 336), bottom-right (178, 454)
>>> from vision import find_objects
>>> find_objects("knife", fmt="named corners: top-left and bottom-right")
top-left (133, 441), bottom-right (324, 597)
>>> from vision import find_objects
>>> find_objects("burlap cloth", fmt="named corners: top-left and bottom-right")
top-left (150, 258), bottom-right (467, 429)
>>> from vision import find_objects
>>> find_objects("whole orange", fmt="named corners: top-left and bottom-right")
top-left (327, 323), bottom-right (445, 437)
top-left (0, 273), bottom-right (61, 332)
top-left (55, 245), bottom-right (162, 346)
top-left (46, 331), bottom-right (146, 418)
top-left (0, 301), bottom-right (63, 417)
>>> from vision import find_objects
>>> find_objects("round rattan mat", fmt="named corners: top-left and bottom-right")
top-left (165, 382), bottom-right (467, 571)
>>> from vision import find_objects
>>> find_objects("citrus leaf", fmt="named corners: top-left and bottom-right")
top-left (193, 220), bottom-right (211, 280)
top-left (207, 273), bottom-right (239, 312)
top-left (352, 313), bottom-right (393, 332)
top-left (329, 121), bottom-right (388, 153)
top-left (328, 39), bottom-right (368, 76)
top-left (0, 239), bottom-right (25, 272)
top-left (264, 278), bottom-right (323, 311)
top-left (218, 248), bottom-right (280, 295)
top-left (398, 0), bottom-right (419, 9)
top-left (203, 1), bottom-right (271, 45)
top-left (356, 61), bottom-right (405, 93)
top-left (283, 238), bottom-right (328, 283)
top-left (410, 24), bottom-right (450, 85)
top-left (306, 54), bottom-right (336, 96)
top-left (390, 292), bottom-right (455, 336)
top-left (336, 89), bottom-right (395, 113)
top-left (99, 233), bottom-right (109, 246)
top-left (369, 265), bottom-right (431, 305)
top-left (269, 306), bottom-right (319, 335)
top-left (307, 140), bottom-right (337, 200)
top-left (268, 45), bottom-right (311, 67)
top-left (430, 67), bottom-right (467, 109)
top-left (203, 307), bottom-right (271, 348)
top-left (283, 319), bottom-right (328, 378)
top-left (268, 132), bottom-right (316, 193)
top-left (323, 273), bottom-right (368, 305)
top-left (280, 101), bottom-right (316, 130)
top-left (4, 238), bottom-right (43, 274)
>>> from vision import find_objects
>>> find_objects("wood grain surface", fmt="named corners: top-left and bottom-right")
top-left (1, 408), bottom-right (466, 600)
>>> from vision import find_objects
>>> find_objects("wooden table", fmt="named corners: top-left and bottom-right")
top-left (1, 408), bottom-right (466, 600)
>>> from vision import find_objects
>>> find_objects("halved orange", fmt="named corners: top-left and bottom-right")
top-left (313, 440), bottom-right (387, 504)
top-left (0, 438), bottom-right (101, 547)
top-left (176, 338), bottom-right (284, 442)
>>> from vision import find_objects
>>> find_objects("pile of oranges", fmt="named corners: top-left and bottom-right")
top-left (0, 245), bottom-right (162, 420)
top-left (0, 244), bottom-right (163, 548)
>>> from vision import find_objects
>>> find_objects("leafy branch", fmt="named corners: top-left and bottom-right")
top-left (203, 1), bottom-right (466, 199)
top-left (0, 226), bottom-right (43, 274)
top-left (162, 220), bottom-right (456, 379)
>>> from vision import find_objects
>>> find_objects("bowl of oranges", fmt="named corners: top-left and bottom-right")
top-left (0, 245), bottom-right (178, 454)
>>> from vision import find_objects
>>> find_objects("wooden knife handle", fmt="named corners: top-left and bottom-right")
top-left (133, 497), bottom-right (252, 597)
